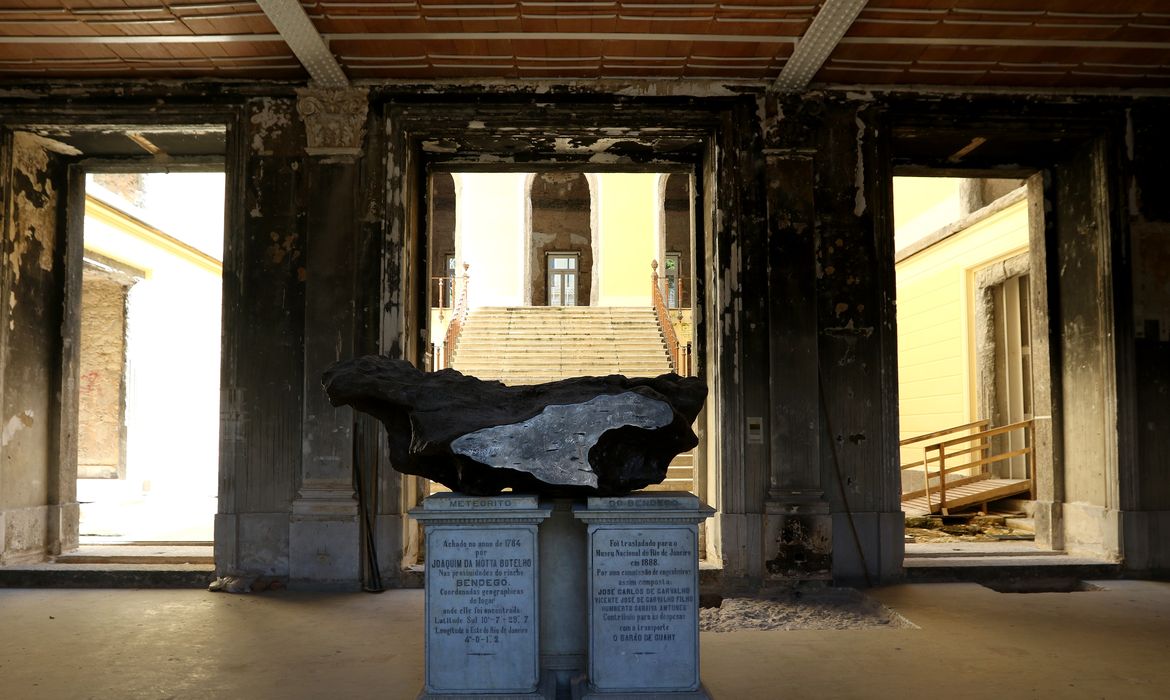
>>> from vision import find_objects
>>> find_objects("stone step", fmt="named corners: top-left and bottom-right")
top-left (479, 376), bottom-right (674, 385)
top-left (469, 319), bottom-right (658, 327)
top-left (458, 336), bottom-right (665, 345)
top-left (461, 372), bottom-right (674, 382)
top-left (458, 331), bottom-right (664, 339)
top-left (454, 356), bottom-right (671, 366)
top-left (468, 311), bottom-right (656, 316)
top-left (1005, 517), bottom-right (1035, 532)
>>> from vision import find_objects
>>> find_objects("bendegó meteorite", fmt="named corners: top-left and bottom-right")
top-left (322, 356), bottom-right (706, 496)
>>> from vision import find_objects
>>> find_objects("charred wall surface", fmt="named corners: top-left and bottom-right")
top-left (0, 131), bottom-right (70, 563)
top-left (0, 83), bottom-right (1168, 585)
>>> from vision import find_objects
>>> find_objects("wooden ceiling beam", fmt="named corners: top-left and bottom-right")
top-left (255, 0), bottom-right (348, 86)
top-left (775, 0), bottom-right (869, 92)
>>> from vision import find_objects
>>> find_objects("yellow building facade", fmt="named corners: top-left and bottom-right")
top-left (894, 179), bottom-right (1030, 469)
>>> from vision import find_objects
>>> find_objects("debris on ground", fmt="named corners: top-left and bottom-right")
top-left (904, 514), bottom-right (1033, 543)
top-left (699, 589), bottom-right (912, 632)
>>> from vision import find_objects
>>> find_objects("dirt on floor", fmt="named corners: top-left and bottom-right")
top-left (699, 588), bottom-right (913, 632)
top-left (904, 515), bottom-right (1033, 543)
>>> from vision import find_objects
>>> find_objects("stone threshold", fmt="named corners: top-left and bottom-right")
top-left (0, 562), bottom-right (215, 589)
top-left (904, 554), bottom-right (1122, 585)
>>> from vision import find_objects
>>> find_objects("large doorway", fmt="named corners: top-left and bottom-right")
top-left (75, 170), bottom-right (224, 544)
top-left (888, 118), bottom-right (1131, 564)
top-left (892, 175), bottom-right (1046, 549)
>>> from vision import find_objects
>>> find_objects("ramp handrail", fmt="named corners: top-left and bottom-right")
top-left (901, 418), bottom-right (1035, 514)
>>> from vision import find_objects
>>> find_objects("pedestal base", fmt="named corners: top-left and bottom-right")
top-left (571, 679), bottom-right (712, 700)
top-left (418, 671), bottom-right (557, 700)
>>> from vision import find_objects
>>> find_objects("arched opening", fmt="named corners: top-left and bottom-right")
top-left (527, 172), bottom-right (592, 306)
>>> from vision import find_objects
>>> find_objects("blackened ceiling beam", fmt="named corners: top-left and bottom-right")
top-left (775, 0), bottom-right (869, 92)
top-left (255, 0), bottom-right (348, 87)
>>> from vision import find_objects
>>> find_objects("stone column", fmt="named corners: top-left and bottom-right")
top-left (764, 151), bottom-right (832, 582)
top-left (288, 86), bottom-right (369, 590)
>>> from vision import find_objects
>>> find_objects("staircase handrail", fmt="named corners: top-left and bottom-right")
top-left (651, 260), bottom-right (681, 374)
top-left (443, 263), bottom-right (470, 369)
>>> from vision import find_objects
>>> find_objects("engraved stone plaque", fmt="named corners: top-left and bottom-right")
top-left (411, 494), bottom-right (552, 697)
top-left (574, 493), bottom-right (714, 696)
top-left (588, 526), bottom-right (700, 691)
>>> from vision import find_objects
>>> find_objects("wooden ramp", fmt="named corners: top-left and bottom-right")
top-left (903, 476), bottom-right (1032, 517)
top-left (900, 418), bottom-right (1035, 516)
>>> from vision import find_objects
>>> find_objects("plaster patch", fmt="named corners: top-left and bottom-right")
top-left (249, 98), bottom-right (292, 155)
top-left (1, 410), bottom-right (35, 447)
top-left (266, 232), bottom-right (299, 266)
top-left (7, 132), bottom-right (60, 284)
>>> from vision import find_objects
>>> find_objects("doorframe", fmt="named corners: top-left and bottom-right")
top-left (545, 250), bottom-right (580, 307)
top-left (61, 156), bottom-right (229, 548)
top-left (378, 96), bottom-right (748, 576)
top-left (885, 105), bottom-right (1137, 561)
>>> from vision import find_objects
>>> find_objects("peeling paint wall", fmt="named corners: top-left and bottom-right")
top-left (215, 97), bottom-right (307, 578)
top-left (1, 84), bottom-right (1169, 584)
top-left (1128, 105), bottom-right (1170, 566)
top-left (0, 130), bottom-right (67, 563)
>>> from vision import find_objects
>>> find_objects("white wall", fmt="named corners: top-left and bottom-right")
top-left (595, 172), bottom-right (660, 307)
top-left (78, 173), bottom-right (223, 540)
top-left (454, 172), bottom-right (528, 308)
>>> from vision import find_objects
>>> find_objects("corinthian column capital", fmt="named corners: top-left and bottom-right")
top-left (295, 86), bottom-right (369, 158)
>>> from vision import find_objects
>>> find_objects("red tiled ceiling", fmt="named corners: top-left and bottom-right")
top-left (315, 0), bottom-right (806, 80)
top-left (1, 1), bottom-right (1165, 87)
top-left (0, 1), bottom-right (298, 80)
top-left (818, 0), bottom-right (1170, 88)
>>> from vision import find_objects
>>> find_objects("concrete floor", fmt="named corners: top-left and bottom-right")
top-left (0, 581), bottom-right (1166, 699)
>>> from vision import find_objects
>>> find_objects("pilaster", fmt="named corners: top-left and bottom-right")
top-left (763, 147), bottom-right (832, 581)
top-left (288, 85), bottom-right (370, 590)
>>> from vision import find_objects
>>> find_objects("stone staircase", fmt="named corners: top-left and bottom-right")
top-left (450, 306), bottom-right (694, 492)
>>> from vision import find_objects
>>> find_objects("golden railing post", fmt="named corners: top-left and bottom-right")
top-left (923, 445), bottom-right (933, 513)
top-left (938, 443), bottom-right (948, 515)
top-left (1027, 419), bottom-right (1036, 498)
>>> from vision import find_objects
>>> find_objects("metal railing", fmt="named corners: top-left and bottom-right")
top-left (441, 264), bottom-right (470, 369)
top-left (431, 275), bottom-right (456, 309)
top-left (900, 418), bottom-right (1035, 514)
top-left (651, 260), bottom-right (684, 374)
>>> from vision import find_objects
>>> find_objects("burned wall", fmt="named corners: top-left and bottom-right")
top-left (1, 83), bottom-right (1168, 586)
top-left (429, 171), bottom-right (455, 304)
top-left (0, 130), bottom-right (69, 563)
top-left (215, 96), bottom-right (307, 579)
top-left (1126, 103), bottom-right (1170, 571)
top-left (762, 94), bottom-right (903, 585)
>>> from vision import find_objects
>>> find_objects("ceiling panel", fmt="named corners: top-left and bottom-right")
top-left (0, 1), bottom-right (1165, 89)
top-left (824, 0), bottom-right (1170, 88)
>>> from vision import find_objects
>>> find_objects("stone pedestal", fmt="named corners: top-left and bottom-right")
top-left (573, 493), bottom-right (714, 698)
top-left (411, 494), bottom-right (554, 699)
top-left (538, 500), bottom-right (588, 688)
